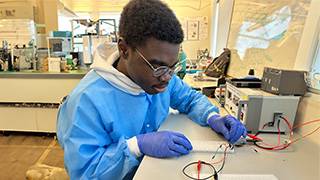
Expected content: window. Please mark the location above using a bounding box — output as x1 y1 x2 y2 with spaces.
309 32 320 93
58 15 72 31
308 18 320 93
99 12 120 31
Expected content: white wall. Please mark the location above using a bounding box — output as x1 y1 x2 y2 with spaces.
0 0 35 19
170 1 213 59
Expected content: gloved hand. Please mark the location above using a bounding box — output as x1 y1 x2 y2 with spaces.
208 115 247 144
137 131 193 158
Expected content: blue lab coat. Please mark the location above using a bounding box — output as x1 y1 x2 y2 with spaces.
57 70 219 180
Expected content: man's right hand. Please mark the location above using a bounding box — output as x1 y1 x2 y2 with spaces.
208 114 247 144
136 131 193 158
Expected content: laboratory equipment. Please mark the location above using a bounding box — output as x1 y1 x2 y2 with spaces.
225 82 300 133
36 48 49 71
261 67 307 95
191 140 234 153
196 48 212 70
214 84 226 106
71 19 117 53
0 41 13 71
47 37 72 58
226 78 261 88
82 35 113 65
12 44 36 71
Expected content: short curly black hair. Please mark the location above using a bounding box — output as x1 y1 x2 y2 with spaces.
119 0 184 48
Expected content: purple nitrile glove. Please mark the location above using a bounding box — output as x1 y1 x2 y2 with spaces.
208 114 247 144
136 131 193 158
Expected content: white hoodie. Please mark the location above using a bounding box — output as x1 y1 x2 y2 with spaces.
90 43 145 95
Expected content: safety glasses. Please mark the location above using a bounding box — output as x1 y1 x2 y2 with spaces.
135 49 182 78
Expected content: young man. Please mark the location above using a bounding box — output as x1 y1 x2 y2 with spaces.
57 0 247 179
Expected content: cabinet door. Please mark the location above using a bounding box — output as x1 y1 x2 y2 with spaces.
36 108 59 133
0 78 80 103
0 107 37 131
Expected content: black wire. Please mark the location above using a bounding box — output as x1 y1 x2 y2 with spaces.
253 118 287 150
254 130 261 137
182 144 232 180
211 144 223 159
216 155 226 173
182 161 218 180
215 145 229 173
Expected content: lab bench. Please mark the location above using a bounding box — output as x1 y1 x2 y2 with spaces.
0 71 86 132
183 73 218 90
183 73 218 97
133 100 319 180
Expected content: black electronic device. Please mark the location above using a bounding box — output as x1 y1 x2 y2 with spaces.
261 67 307 96
226 78 261 88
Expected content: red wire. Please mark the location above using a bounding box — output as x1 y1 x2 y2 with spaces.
254 117 302 150
277 120 281 146
247 134 262 141
211 145 228 165
293 119 320 129
197 160 201 180
259 119 288 148
254 117 320 151
260 116 293 150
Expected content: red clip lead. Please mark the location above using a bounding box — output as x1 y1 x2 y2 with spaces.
197 160 201 180
247 134 262 141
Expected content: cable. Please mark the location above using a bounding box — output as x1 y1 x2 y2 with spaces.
182 161 217 180
214 145 229 173
253 117 290 150
293 119 320 129
254 116 293 150
211 144 223 160
253 121 284 147
290 125 320 144
197 160 201 180
254 117 320 151
182 144 232 180
290 118 320 144
277 119 281 146
247 134 262 141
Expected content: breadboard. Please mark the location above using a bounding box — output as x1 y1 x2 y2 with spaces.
191 140 234 153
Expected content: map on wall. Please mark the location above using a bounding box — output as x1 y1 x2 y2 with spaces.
227 0 311 78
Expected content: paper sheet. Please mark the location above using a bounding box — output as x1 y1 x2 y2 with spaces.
219 174 279 180
191 173 278 180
